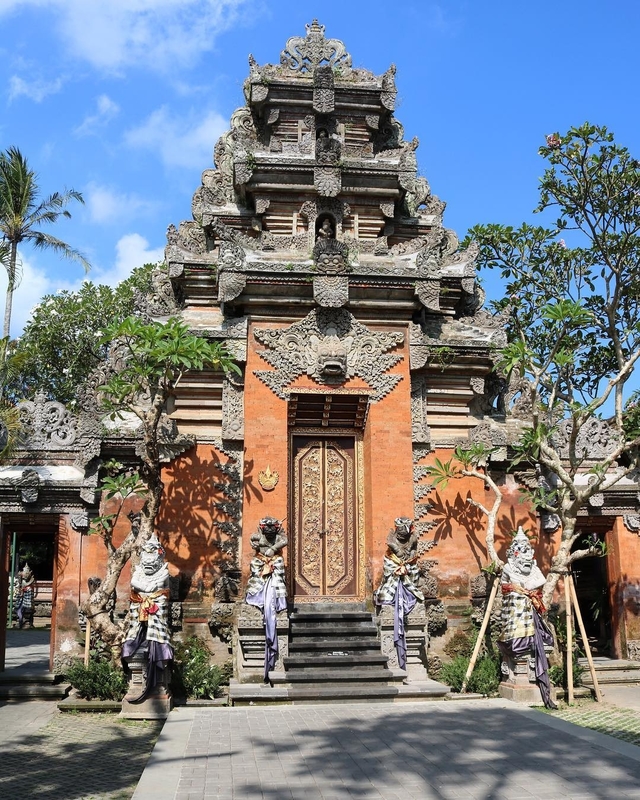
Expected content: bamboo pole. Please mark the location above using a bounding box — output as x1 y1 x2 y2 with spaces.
569 575 602 702
565 574 574 704
84 619 91 667
461 576 500 693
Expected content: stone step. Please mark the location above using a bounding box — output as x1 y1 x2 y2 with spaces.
578 659 640 685
0 671 60 685
288 639 382 653
271 668 402 684
290 612 374 623
0 682 70 700
283 654 389 669
292 603 367 614
229 679 450 706
290 624 378 637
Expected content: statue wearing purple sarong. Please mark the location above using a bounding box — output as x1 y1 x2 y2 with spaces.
245 517 288 682
498 528 557 709
374 518 424 671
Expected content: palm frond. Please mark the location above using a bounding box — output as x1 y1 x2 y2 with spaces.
27 231 90 271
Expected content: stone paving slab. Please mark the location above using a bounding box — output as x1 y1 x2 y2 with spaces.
0 709 162 800
134 699 640 800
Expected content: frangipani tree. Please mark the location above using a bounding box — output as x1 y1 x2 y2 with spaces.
466 123 640 607
81 316 239 650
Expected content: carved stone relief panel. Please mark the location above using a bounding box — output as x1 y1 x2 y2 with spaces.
254 308 404 401
222 374 245 441
313 64 335 113
18 392 78 449
313 276 349 307
411 375 430 445
314 167 341 197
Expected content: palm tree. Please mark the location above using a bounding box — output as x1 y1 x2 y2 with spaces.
0 147 89 338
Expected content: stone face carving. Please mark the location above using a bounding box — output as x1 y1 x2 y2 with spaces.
280 19 352 74
222 373 245 441
315 132 341 165
312 237 350 273
313 275 349 307
254 309 404 401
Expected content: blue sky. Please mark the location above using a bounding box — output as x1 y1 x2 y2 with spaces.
1 0 639 336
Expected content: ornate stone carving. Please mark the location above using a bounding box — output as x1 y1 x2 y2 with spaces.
411 375 430 444
138 416 195 464
314 166 341 197
380 200 395 219
218 272 247 303
627 640 640 660
18 392 78 449
415 280 440 312
258 465 279 491
469 421 507 462
135 265 180 320
312 237 350 273
280 20 352 74
313 64 334 113
166 221 207 255
70 511 90 532
551 417 623 461
315 132 341 165
16 469 40 504
222 373 245 441
313 275 349 307
254 309 404 401
380 64 397 111
623 513 640 533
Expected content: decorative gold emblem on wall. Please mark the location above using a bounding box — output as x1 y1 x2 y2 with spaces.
258 465 279 491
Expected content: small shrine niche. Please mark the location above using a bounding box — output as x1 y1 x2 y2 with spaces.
315 213 336 241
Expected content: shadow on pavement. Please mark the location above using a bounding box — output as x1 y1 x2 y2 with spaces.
196 704 640 799
0 712 162 800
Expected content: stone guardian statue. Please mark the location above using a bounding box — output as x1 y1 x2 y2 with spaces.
122 534 173 709
374 517 424 670
245 517 288 682
497 527 557 709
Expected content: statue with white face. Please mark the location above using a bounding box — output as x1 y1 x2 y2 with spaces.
503 529 545 590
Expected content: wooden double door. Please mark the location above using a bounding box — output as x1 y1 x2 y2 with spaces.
290 435 361 599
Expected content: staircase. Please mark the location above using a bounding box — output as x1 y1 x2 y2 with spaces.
579 657 640 686
0 670 70 701
229 603 449 705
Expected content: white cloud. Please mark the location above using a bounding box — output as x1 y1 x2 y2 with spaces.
8 74 64 102
85 182 158 224
0 1 253 73
5 234 163 335
2 257 53 338
91 234 164 287
125 106 227 169
75 94 120 136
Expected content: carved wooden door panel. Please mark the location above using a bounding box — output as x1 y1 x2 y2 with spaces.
291 436 358 598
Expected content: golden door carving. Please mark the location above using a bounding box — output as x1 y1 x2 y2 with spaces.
291 436 358 598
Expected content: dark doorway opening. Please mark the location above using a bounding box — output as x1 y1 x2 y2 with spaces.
571 531 611 656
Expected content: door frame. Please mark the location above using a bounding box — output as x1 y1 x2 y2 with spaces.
288 427 365 602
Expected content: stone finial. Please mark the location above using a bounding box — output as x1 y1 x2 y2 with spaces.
280 20 352 74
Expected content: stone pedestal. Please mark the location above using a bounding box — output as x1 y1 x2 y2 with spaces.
234 603 289 682
120 648 173 720
377 603 428 681
498 653 556 706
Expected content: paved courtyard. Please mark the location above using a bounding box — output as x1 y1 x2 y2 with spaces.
135 699 640 800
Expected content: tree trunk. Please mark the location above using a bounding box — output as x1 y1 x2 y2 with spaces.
3 242 17 339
